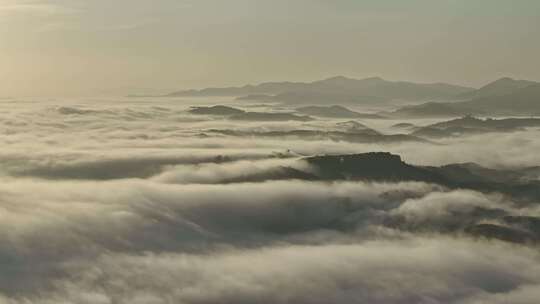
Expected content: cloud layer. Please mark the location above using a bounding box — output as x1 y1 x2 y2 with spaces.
0 98 539 303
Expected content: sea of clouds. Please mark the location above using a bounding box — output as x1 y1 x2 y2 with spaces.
0 97 539 303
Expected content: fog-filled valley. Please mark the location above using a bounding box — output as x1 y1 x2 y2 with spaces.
0 87 539 303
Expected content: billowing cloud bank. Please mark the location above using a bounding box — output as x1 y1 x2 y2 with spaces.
0 98 539 303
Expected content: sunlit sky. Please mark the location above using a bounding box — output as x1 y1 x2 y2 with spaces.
1 0 539 97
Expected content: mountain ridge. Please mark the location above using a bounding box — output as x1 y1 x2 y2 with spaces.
155 76 474 104
391 79 540 117
456 77 539 100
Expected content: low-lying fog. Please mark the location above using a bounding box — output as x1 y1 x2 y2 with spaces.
1 97 539 303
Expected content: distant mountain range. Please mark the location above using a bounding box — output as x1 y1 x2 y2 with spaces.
295 105 384 119
188 105 313 121
410 116 540 138
206 123 429 144
133 76 540 117
151 76 474 104
392 78 540 117
456 77 538 100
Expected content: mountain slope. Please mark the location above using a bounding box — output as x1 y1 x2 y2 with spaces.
456 77 539 100
162 76 474 104
228 152 540 204
295 105 384 119
189 105 245 116
392 82 540 117
390 102 472 118
458 83 540 115
411 116 540 138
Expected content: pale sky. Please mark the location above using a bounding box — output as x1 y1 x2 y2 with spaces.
1 0 539 97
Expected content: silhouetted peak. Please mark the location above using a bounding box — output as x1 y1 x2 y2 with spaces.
323 76 353 82
189 105 245 116
306 152 404 171
493 77 516 83
317 76 358 85
303 152 450 183
361 76 385 82
480 77 535 90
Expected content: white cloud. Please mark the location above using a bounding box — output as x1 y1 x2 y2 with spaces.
4 238 540 303
0 99 538 302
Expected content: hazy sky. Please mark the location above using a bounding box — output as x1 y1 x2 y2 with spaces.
1 0 539 96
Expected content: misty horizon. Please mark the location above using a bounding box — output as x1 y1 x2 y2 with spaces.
3 75 540 99
150 74 538 94
2 0 540 97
